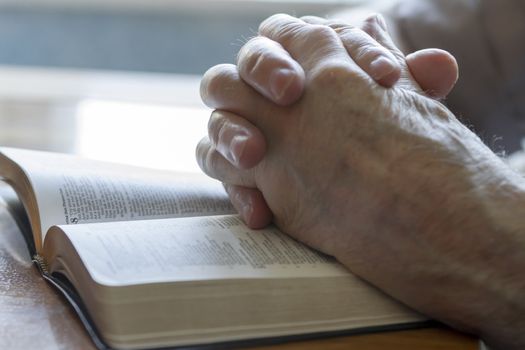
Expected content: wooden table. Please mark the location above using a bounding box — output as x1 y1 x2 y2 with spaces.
0 186 478 350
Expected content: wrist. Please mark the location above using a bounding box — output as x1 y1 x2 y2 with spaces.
332 134 525 349
410 154 525 349
467 162 525 349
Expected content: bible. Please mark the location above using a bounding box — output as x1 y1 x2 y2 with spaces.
0 147 426 349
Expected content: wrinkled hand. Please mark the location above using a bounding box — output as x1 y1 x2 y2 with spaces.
199 14 458 228
197 12 473 256
197 14 525 347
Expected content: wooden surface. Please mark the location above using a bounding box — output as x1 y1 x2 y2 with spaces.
0 187 478 350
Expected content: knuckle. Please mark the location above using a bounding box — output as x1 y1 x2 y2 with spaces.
363 13 383 28
330 23 358 36
238 39 267 77
237 37 259 62
274 23 304 44
207 112 228 146
261 20 340 52
205 149 223 179
200 143 258 188
238 38 297 89
355 45 385 63
200 64 237 107
306 24 337 42
258 13 290 34
195 138 211 173
336 27 372 52
260 17 305 43
204 148 256 187
310 61 364 87
309 62 380 110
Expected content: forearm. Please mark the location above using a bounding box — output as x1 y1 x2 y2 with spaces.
469 165 525 349
335 140 525 350
200 10 525 348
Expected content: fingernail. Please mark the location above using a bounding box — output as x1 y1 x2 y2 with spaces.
228 134 248 166
370 56 397 81
269 68 296 102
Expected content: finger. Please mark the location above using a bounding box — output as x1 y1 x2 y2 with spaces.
354 14 457 98
359 14 457 98
258 14 355 73
360 14 404 60
200 63 275 127
326 24 401 87
359 13 424 93
237 36 305 106
208 110 266 169
406 49 459 99
196 136 257 188
224 184 273 229
300 15 400 87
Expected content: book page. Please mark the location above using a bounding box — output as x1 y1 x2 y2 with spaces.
54 215 350 286
1 148 233 240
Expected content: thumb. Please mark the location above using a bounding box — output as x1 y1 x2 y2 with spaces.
406 48 459 99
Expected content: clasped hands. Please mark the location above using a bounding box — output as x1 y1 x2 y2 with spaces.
197 12 461 242
196 13 525 349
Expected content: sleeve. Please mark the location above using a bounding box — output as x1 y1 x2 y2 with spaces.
337 0 525 152
387 0 525 152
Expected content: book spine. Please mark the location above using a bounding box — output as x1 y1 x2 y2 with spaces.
32 254 50 275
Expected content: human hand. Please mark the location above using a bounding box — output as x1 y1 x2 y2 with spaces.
198 12 475 255
198 14 525 349
200 14 459 228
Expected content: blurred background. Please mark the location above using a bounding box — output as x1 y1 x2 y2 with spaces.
0 0 362 172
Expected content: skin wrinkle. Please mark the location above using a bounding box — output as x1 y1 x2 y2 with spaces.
208 112 227 146
261 64 374 252
199 13 525 349
312 64 525 341
242 44 265 81
300 74 432 260
236 37 261 67
358 157 502 336
239 39 289 94
261 22 349 72
286 54 520 348
259 16 304 45
205 65 239 107
337 26 387 63
217 120 237 163
389 141 525 342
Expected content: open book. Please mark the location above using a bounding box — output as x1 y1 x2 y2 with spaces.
0 147 426 349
